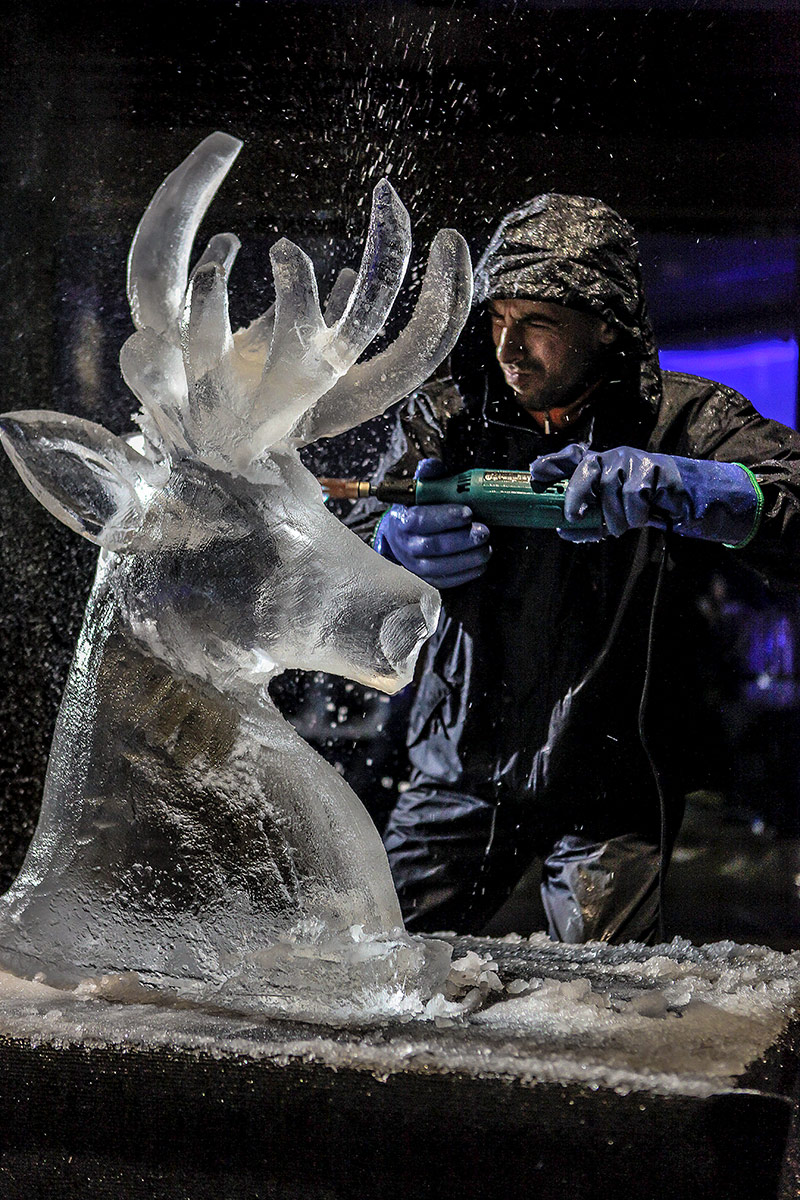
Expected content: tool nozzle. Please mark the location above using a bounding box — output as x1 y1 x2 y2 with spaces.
317 477 373 501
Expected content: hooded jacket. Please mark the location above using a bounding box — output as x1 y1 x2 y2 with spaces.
368 196 800 933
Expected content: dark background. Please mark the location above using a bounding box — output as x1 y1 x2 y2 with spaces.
1 0 800 936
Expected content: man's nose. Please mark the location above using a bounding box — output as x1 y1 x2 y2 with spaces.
496 324 524 362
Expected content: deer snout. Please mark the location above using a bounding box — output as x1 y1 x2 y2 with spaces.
378 585 440 691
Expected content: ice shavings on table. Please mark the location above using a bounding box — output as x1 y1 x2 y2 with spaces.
0 935 795 1099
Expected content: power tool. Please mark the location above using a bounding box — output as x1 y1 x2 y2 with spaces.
318 468 602 531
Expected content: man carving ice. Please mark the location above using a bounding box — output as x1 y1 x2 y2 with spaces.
366 193 800 943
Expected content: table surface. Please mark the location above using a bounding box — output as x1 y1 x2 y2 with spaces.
0 931 795 1099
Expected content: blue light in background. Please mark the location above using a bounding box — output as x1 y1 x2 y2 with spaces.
660 339 798 429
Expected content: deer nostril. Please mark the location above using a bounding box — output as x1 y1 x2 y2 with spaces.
419 586 441 637
379 602 431 674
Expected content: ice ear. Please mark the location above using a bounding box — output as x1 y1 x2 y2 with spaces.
127 131 242 337
292 230 473 445
0 411 162 550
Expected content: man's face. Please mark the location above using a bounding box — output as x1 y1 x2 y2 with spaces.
487 298 616 414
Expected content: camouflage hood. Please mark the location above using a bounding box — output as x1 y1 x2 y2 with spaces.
469 193 661 412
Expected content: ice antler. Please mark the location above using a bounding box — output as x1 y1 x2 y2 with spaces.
290 229 473 446
127 132 243 337
121 134 472 473
121 133 243 460
180 178 413 464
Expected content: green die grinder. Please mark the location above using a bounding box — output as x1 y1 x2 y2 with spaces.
319 468 603 532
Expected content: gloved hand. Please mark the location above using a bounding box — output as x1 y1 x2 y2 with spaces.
530 442 762 546
372 458 491 588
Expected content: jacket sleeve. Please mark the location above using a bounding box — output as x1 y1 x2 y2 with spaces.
664 376 800 586
344 383 453 542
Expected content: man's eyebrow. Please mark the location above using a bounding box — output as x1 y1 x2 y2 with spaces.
485 303 561 325
522 311 562 326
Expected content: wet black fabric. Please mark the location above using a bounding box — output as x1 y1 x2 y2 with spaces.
367 195 800 938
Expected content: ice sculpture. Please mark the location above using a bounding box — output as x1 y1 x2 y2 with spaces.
0 133 472 1017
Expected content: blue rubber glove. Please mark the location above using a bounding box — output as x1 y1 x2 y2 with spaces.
372 458 491 588
530 443 763 546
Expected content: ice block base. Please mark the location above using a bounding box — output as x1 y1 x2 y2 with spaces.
0 933 796 1199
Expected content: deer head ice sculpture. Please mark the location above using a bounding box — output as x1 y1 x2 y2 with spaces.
0 133 472 1016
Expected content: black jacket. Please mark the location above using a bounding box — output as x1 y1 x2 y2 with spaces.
363 194 800 864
